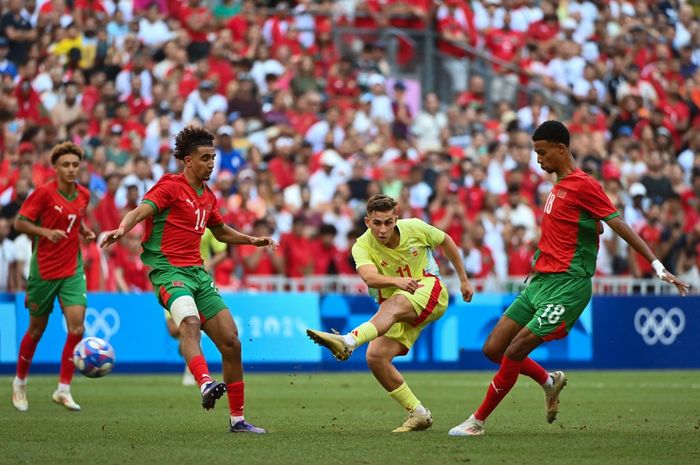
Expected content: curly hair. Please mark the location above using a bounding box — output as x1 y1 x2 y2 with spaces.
50 141 83 164
173 126 214 160
366 194 398 215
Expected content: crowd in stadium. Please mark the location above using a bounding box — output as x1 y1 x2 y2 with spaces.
0 0 698 292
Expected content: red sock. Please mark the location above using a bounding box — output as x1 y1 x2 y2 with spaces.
16 332 40 380
187 355 212 387
520 357 549 385
474 355 522 422
227 381 244 417
59 333 83 384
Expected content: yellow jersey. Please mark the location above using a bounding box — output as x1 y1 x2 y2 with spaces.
352 218 445 303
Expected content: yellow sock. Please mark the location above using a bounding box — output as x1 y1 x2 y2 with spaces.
349 322 378 347
389 382 421 411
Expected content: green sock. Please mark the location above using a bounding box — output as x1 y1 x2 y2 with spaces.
389 382 421 411
349 322 378 347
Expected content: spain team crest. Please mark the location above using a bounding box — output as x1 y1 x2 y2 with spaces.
410 246 418 257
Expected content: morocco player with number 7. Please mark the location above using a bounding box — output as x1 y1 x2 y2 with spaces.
12 142 96 412
448 121 690 437
101 127 277 433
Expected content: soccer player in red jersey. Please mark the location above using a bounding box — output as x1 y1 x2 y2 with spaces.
101 127 277 433
12 142 96 412
449 121 690 436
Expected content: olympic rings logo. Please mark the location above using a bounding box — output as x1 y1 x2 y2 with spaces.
63 307 121 341
633 307 685 346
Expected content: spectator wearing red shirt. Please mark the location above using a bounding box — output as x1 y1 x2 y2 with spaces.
310 224 347 275
280 215 314 278
484 11 524 103
112 229 151 292
179 0 214 61
630 205 663 278
325 56 360 111
91 173 121 233
437 0 478 93
240 219 284 279
460 224 495 280
507 225 535 276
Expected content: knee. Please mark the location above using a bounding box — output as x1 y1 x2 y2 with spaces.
482 342 502 364
365 349 387 369
220 334 242 356
67 325 84 336
179 317 201 338
27 327 46 340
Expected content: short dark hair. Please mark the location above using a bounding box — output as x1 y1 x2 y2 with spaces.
174 126 214 160
532 120 570 147
50 141 83 164
366 194 397 215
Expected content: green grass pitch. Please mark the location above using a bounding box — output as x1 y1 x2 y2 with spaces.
2 371 699 465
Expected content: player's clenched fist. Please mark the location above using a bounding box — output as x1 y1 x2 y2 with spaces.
395 277 422 294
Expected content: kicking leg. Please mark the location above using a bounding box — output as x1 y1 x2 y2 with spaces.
307 294 417 360
366 336 432 432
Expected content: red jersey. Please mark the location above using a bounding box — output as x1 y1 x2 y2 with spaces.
18 180 90 280
141 174 223 269
534 170 618 277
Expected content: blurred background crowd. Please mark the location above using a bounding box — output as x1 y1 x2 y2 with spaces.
0 0 698 293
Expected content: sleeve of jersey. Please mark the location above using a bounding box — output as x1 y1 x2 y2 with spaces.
206 204 224 228
579 178 619 221
17 188 43 223
352 242 375 269
142 178 175 213
415 219 446 247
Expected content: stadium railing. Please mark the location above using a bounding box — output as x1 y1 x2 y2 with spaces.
245 275 698 295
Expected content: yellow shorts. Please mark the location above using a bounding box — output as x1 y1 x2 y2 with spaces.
384 275 449 353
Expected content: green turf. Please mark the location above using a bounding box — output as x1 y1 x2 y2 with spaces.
1 371 699 465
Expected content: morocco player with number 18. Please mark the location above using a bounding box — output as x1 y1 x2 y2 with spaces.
101 126 277 433
12 142 96 413
449 121 689 437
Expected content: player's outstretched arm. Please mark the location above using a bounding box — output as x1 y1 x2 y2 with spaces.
439 234 474 302
606 216 690 295
209 223 279 251
100 203 155 248
15 217 67 243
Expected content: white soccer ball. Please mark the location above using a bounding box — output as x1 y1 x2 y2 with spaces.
73 337 116 378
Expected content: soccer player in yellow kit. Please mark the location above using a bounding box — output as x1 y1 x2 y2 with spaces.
307 194 474 432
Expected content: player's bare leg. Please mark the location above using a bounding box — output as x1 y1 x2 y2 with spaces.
204 310 266 434
13 314 49 412
178 314 227 410
307 294 417 361
366 337 432 432
51 305 85 412
482 316 563 422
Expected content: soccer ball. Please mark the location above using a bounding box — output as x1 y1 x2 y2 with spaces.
73 337 115 378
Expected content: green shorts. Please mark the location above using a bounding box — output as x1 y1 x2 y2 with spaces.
25 267 87 317
504 273 592 340
385 275 449 352
150 266 227 323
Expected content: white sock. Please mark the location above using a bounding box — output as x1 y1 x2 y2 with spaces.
469 414 484 425
57 382 71 392
13 376 26 386
542 374 554 389
230 415 244 424
342 334 357 349
412 403 429 415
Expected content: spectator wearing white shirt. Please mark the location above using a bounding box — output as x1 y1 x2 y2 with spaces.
308 150 344 209
0 218 15 291
138 4 174 48
114 156 156 208
412 92 448 153
495 185 537 242
305 106 345 153
367 74 394 124
182 80 228 124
